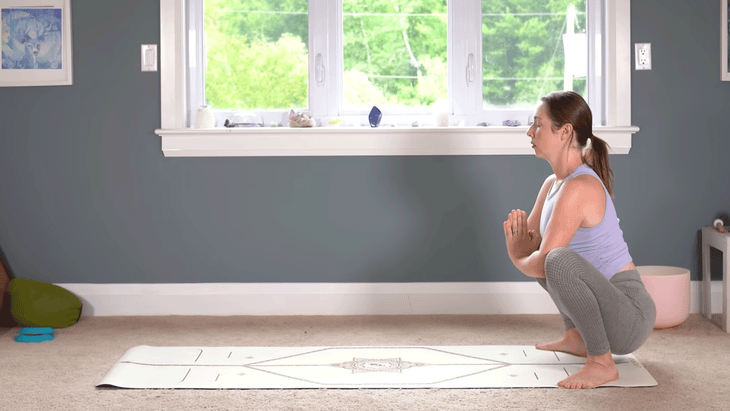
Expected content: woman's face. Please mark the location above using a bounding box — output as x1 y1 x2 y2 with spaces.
526 103 558 159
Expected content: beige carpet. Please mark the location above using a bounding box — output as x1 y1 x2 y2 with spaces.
1 314 729 410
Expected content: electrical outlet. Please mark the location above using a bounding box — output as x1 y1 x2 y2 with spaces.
635 43 651 70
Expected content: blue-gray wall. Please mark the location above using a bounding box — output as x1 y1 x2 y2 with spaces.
1 0 728 283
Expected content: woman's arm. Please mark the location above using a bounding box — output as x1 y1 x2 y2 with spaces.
502 174 551 278
526 174 556 235
506 178 587 278
505 210 547 278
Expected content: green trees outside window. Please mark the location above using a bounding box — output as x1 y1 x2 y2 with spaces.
203 0 586 112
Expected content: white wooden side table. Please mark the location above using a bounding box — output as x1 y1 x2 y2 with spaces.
702 226 730 332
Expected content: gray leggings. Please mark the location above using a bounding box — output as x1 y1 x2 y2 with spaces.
536 247 656 356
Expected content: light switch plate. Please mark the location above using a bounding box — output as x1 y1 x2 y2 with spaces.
141 45 158 72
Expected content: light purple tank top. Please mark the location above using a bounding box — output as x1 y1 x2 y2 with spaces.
539 164 633 280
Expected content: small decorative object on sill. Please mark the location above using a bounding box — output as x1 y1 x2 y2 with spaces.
412 121 419 127
326 118 343 127
368 106 382 128
288 109 316 127
193 105 215 128
432 100 449 127
503 120 521 126
477 122 490 127
224 113 264 128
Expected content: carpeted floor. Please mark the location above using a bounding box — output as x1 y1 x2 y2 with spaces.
1 314 729 410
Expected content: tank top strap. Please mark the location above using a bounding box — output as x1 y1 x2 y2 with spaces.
570 163 607 193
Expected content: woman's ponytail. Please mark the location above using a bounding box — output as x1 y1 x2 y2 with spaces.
585 135 614 199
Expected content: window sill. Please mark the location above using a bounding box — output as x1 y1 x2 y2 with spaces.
154 126 639 157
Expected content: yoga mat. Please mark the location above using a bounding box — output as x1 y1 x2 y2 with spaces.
97 345 657 389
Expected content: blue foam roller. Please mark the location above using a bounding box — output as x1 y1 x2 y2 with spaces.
19 327 55 335
15 334 55 343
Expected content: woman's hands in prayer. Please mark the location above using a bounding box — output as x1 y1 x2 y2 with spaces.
503 209 542 261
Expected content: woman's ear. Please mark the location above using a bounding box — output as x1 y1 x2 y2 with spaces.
559 123 574 142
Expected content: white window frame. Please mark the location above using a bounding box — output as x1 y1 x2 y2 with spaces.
156 0 637 157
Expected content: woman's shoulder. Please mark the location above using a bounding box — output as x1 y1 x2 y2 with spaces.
541 173 558 197
544 173 557 186
563 173 605 202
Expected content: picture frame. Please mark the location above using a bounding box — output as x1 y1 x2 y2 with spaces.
723 0 730 81
0 0 72 87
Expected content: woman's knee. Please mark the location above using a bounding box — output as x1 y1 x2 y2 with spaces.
544 247 578 280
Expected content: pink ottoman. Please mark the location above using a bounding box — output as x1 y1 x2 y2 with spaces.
637 266 691 329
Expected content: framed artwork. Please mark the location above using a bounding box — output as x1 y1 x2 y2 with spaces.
0 0 72 87
724 0 730 81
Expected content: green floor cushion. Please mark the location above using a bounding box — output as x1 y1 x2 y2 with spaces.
8 278 82 328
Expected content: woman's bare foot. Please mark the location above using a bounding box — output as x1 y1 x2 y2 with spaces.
558 351 619 389
536 328 588 357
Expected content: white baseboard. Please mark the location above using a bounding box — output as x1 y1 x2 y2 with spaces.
55 281 724 317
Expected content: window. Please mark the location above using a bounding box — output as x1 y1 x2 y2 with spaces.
158 0 636 157
340 2 448 111
191 0 309 118
190 0 597 126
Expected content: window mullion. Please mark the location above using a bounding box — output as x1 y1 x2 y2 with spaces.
587 0 605 125
605 0 631 126
449 0 482 122
187 0 205 128
161 0 187 129
308 0 340 118
332 0 343 118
